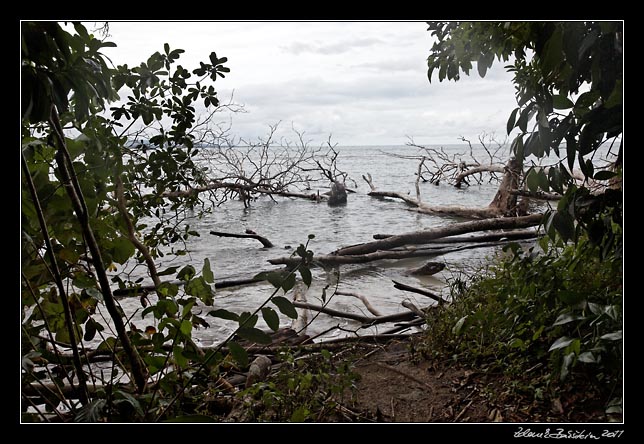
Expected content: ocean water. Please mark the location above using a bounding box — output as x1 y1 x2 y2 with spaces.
105 144 532 345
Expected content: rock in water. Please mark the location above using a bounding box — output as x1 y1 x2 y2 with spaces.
327 180 347 206
409 261 445 276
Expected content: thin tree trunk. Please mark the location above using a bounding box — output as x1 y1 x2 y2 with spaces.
48 107 148 393
21 154 89 406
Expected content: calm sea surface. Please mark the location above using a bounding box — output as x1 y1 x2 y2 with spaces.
104 143 532 345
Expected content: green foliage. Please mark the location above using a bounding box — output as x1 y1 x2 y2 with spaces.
426 21 622 249
236 349 359 422
420 228 622 405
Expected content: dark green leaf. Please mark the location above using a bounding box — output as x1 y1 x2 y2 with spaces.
227 341 248 367
593 170 617 181
173 345 188 367
552 211 575 242
177 265 196 281
237 327 272 345
157 282 179 298
526 170 539 193
261 307 280 332
207 309 239 321
552 95 574 110
83 319 97 341
157 266 179 277
238 312 258 329
299 267 312 287
281 272 296 293
272 296 298 319
111 237 135 264
185 277 214 305
507 108 519 135
180 319 192 336
114 390 144 417
556 290 585 306
202 258 214 283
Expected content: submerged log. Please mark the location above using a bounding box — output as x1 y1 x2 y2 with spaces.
291 301 417 325
408 261 445 276
333 213 543 257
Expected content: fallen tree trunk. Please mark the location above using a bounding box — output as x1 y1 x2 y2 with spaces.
210 230 274 248
268 240 519 268
363 157 525 219
291 301 417 325
372 228 538 242
332 213 543 257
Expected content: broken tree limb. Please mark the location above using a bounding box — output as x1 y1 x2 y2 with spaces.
113 274 268 297
453 164 505 187
401 300 426 318
336 291 383 317
392 280 448 304
333 213 543 257
162 180 326 202
210 230 274 248
268 239 530 268
291 301 417 325
363 157 525 219
509 189 562 201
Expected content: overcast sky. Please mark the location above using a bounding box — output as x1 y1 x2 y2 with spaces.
97 21 519 147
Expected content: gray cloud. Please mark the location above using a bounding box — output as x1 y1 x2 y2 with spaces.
281 37 385 55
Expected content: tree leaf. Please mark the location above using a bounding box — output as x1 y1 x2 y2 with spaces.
507 107 519 135
237 327 272 345
208 309 239 321
552 94 574 110
114 390 144 417
180 319 192 336
552 211 575 242
272 296 298 319
548 336 574 352
578 352 596 363
177 265 196 281
202 258 214 283
185 276 214 305
452 316 468 335
593 170 617 181
227 341 248 367
299 267 312 287
281 272 296 293
553 312 586 326
261 307 280 332
238 312 258 329
111 237 135 264
173 345 188 367
600 330 622 341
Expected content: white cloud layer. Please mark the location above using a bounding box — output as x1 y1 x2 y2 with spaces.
98 21 519 146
